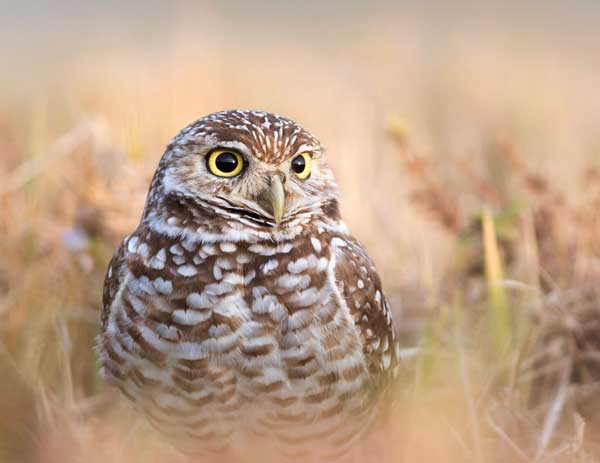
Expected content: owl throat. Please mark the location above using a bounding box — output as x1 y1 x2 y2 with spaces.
143 189 343 245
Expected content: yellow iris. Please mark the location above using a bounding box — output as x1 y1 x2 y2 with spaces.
291 152 312 180
207 150 244 177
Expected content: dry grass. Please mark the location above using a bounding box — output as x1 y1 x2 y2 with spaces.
1 5 600 462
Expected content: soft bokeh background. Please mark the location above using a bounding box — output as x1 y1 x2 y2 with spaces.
1 1 600 462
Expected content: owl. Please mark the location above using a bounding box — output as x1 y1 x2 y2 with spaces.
98 110 400 462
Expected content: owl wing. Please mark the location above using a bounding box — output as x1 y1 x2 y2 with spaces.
331 236 399 384
101 238 129 330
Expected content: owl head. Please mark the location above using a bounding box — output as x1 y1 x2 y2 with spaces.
143 110 340 236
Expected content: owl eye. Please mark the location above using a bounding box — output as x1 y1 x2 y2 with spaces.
291 152 312 180
207 150 245 177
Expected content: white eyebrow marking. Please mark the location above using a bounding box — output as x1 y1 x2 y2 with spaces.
215 140 252 157
293 144 318 157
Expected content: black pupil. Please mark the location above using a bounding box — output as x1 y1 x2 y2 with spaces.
215 152 239 173
292 155 306 173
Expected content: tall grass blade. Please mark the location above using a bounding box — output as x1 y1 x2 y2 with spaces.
482 208 511 359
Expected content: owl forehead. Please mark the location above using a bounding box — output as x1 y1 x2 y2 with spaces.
175 110 322 163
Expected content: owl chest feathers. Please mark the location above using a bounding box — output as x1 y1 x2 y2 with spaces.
101 225 372 417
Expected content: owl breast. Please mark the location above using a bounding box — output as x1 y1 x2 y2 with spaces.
99 228 376 458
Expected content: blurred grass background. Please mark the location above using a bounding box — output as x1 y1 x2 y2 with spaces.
1 1 600 461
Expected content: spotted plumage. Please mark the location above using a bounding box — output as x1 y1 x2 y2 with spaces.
98 110 400 462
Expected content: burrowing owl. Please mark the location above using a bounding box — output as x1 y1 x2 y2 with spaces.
98 110 399 462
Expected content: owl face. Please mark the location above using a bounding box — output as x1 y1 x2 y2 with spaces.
154 110 340 230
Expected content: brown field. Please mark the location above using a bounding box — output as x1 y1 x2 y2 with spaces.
1 2 600 462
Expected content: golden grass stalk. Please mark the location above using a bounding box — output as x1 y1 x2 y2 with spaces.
482 208 511 359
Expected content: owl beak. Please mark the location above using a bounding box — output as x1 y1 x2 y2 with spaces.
258 175 285 226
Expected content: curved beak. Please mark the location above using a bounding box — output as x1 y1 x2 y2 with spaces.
257 175 285 226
